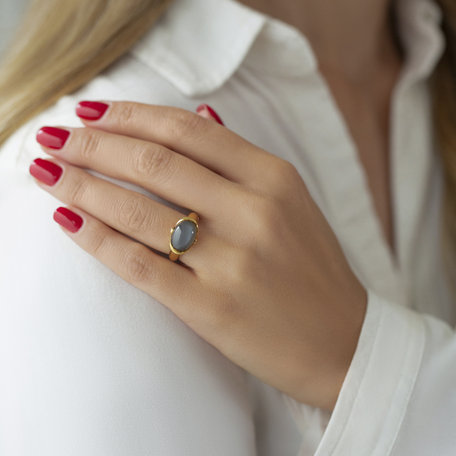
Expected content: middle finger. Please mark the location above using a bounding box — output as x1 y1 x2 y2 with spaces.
36 126 243 220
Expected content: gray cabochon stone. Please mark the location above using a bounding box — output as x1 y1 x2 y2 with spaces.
171 220 197 252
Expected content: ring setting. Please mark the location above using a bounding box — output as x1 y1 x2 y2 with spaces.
169 212 199 261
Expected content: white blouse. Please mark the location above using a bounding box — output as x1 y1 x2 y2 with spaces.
1 0 455 454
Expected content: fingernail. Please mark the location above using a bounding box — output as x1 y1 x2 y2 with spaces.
76 101 109 120
196 104 224 125
36 126 70 149
29 158 63 186
53 207 83 233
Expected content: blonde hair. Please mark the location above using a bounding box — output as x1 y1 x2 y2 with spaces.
432 0 456 287
0 0 173 144
0 0 455 283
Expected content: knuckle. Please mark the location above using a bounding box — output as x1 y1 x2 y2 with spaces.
116 196 154 234
267 158 301 195
219 244 255 287
132 143 174 184
167 109 209 141
69 175 90 204
256 194 281 225
114 102 137 127
88 228 111 258
231 248 256 282
250 195 284 244
78 129 102 161
123 247 155 284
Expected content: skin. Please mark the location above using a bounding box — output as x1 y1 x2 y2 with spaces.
240 0 404 257
31 102 366 412
28 0 403 410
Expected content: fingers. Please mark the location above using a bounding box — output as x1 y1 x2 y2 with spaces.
75 100 277 185
51 204 200 324
36 126 240 220
28 157 213 269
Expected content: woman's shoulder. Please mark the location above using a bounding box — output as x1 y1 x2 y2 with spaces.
0 55 189 176
0 0 313 176
0 0 263 174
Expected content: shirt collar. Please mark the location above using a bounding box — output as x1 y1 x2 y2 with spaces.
130 0 445 97
130 0 267 97
395 0 445 82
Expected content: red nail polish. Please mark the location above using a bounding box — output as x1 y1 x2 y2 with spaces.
196 104 224 126
76 101 109 120
36 126 70 149
29 158 63 186
53 207 83 233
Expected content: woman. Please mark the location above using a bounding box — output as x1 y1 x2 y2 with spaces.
0 0 455 454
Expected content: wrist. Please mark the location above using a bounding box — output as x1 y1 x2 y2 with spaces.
291 287 368 411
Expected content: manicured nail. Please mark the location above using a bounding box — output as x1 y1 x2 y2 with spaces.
29 158 63 186
36 126 70 149
196 104 224 125
53 207 83 233
76 101 109 120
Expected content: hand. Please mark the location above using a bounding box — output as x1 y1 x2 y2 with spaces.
30 100 367 411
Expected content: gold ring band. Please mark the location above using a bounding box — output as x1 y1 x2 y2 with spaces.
169 211 200 261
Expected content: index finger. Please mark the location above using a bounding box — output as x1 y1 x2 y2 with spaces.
75 100 277 184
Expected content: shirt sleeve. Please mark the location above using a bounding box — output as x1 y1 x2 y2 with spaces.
0 88 258 456
285 289 456 456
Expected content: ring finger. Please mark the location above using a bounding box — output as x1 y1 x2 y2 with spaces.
28 157 218 269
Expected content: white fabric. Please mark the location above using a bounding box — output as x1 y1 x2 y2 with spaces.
0 0 454 454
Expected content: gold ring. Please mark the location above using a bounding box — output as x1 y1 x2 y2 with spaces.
169 211 200 261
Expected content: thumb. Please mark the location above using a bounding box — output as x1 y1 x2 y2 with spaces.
196 104 225 126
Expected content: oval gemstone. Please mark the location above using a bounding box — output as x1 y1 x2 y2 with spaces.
171 220 197 252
